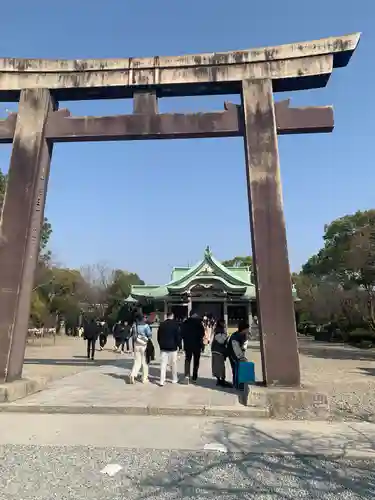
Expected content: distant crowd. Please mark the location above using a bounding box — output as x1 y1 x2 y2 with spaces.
81 311 250 389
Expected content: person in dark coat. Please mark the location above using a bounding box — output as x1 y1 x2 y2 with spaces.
122 321 132 353
211 319 231 387
180 312 205 383
98 321 109 351
227 320 249 389
84 318 99 360
113 321 125 353
157 312 181 386
145 338 155 365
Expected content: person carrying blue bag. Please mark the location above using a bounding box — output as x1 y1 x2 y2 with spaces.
226 320 249 389
211 319 232 388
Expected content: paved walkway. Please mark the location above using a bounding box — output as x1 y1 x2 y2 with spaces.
12 337 258 415
16 336 375 421
1 413 375 458
23 336 122 381
2 414 374 499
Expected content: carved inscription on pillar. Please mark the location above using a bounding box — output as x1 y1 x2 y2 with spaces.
0 88 54 382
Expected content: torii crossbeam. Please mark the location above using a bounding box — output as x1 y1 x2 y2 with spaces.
0 33 360 386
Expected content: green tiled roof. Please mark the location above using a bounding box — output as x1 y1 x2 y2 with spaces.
170 267 191 281
130 246 299 302
131 246 256 300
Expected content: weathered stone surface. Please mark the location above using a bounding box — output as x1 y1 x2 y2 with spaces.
0 100 334 143
0 33 359 71
0 88 54 383
0 54 335 97
0 33 360 100
0 377 48 403
242 79 300 387
0 404 269 418
244 384 330 419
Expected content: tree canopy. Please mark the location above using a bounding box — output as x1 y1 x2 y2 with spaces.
296 210 375 332
222 255 252 268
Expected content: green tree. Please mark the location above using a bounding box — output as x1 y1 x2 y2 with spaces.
104 269 144 323
35 267 87 327
302 210 375 329
30 289 51 327
222 255 252 268
0 169 7 208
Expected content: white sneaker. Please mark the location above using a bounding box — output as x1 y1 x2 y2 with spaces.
142 378 149 384
159 382 165 387
171 380 178 384
127 375 135 384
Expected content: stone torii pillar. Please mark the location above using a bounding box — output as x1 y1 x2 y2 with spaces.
242 79 299 386
0 89 56 383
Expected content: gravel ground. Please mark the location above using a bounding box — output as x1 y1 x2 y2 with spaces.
0 444 374 499
299 341 375 422
247 340 375 422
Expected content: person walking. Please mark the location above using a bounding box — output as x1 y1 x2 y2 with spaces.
202 315 213 356
84 318 99 361
122 320 132 353
98 321 109 351
113 320 125 352
128 314 153 384
157 311 181 386
211 319 231 387
227 320 249 389
180 312 205 384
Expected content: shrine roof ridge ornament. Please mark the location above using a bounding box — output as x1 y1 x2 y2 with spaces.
0 33 360 101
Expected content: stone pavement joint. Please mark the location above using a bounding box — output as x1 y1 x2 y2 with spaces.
0 403 269 418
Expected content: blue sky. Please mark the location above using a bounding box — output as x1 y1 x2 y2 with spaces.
0 0 372 284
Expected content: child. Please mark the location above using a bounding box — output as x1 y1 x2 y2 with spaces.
211 319 231 387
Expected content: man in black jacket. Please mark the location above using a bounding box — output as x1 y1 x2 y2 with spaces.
98 320 109 351
157 311 181 386
181 312 205 383
84 318 99 360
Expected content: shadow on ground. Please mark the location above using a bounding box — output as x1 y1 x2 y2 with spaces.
358 367 375 377
136 421 375 499
104 366 241 401
297 339 375 361
23 354 131 368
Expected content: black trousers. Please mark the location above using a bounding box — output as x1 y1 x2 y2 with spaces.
229 357 238 389
115 338 130 351
99 334 107 348
184 347 201 380
86 338 96 359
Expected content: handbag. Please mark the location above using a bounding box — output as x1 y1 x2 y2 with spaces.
134 324 147 346
237 361 255 384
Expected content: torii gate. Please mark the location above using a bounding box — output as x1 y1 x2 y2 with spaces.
0 33 360 386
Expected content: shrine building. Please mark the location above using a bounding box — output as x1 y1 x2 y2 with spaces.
127 247 298 326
